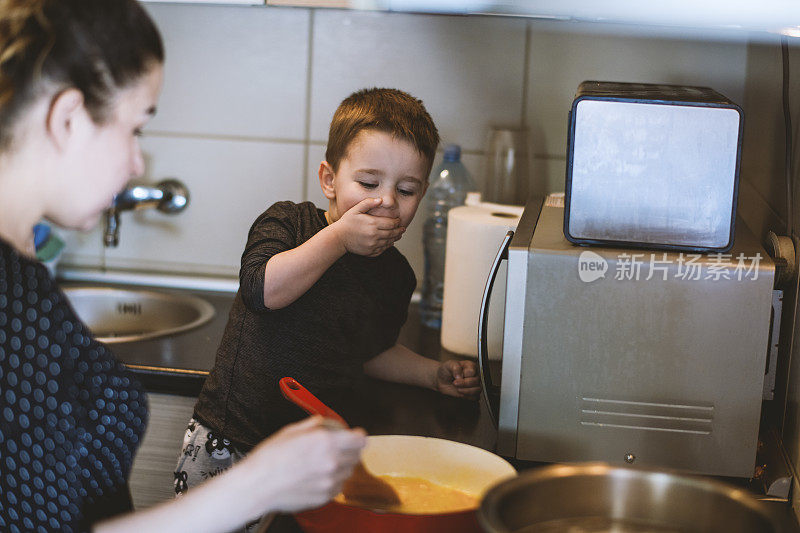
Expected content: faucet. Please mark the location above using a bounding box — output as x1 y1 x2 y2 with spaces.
103 178 190 247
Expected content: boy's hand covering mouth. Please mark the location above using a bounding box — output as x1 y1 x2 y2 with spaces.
330 198 405 257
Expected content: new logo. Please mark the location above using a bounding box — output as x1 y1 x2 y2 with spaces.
578 250 608 283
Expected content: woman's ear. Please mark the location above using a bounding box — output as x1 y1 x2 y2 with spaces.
46 88 86 151
319 161 336 200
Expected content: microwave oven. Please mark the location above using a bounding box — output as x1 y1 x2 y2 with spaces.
479 196 775 477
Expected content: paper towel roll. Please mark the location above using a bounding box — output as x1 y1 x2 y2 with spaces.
441 202 523 359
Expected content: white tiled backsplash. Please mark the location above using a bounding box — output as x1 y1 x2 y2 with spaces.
59 3 747 283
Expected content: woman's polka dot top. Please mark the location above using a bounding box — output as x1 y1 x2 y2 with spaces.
0 238 148 532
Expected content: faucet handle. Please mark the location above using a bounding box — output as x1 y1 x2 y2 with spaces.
155 178 190 214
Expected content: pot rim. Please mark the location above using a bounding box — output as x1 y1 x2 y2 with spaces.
478 462 785 533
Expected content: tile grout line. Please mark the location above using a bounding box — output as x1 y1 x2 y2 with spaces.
521 21 531 128
144 131 307 144
301 8 316 202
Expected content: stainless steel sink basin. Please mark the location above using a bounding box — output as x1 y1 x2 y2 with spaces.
62 287 215 344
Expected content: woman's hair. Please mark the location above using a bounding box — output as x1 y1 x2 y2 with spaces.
326 88 440 178
0 0 164 149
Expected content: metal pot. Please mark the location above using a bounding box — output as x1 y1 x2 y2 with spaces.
296 435 516 533
478 463 789 533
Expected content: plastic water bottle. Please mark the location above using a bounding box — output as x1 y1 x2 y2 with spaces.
420 144 475 329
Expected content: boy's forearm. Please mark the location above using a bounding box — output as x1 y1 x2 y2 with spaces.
263 225 345 309
363 343 438 390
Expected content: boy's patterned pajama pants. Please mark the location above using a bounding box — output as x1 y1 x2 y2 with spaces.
173 418 260 531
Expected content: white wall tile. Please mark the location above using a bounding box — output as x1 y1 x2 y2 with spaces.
304 144 328 210
530 156 567 196
526 21 748 158
309 10 527 152
143 4 310 139
104 136 305 275
58 226 104 270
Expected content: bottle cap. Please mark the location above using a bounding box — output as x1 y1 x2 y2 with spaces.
443 144 461 162
465 192 482 206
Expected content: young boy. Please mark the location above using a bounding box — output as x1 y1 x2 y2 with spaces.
174 88 480 495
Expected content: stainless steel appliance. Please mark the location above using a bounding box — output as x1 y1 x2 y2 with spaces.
478 463 791 533
479 196 775 478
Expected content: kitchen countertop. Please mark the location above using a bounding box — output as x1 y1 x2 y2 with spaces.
61 280 800 532
60 281 498 446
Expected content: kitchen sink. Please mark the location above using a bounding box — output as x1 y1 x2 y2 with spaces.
62 286 215 344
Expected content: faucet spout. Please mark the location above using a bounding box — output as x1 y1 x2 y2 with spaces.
103 208 121 247
102 178 189 248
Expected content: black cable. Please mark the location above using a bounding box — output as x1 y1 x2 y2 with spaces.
782 36 793 236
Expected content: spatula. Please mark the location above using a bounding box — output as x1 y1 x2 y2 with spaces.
279 377 401 507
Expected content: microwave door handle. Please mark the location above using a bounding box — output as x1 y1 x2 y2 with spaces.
478 230 513 427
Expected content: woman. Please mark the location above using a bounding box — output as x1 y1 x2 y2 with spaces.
0 1 366 532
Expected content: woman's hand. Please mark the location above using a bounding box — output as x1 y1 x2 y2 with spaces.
94 416 366 533
435 359 482 399
242 416 367 514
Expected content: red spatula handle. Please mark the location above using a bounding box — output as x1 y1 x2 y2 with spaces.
279 377 348 427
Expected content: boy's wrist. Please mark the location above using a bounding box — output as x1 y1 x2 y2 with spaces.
321 223 347 257
430 362 442 392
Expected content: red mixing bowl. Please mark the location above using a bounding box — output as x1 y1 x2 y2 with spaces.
294 434 517 533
